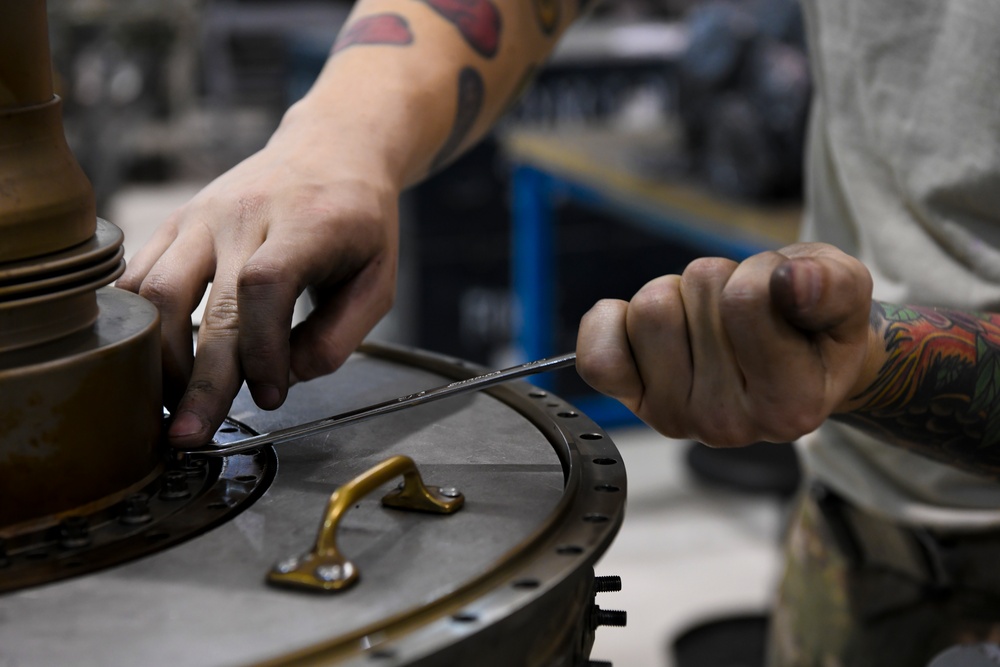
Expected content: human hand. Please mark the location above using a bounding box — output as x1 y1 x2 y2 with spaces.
576 243 877 446
117 109 400 448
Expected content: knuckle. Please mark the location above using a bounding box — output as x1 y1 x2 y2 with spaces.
188 379 219 394
116 271 140 292
201 295 240 331
683 257 737 284
630 279 680 321
185 378 221 399
236 193 268 220
719 279 768 317
139 274 181 306
238 261 288 291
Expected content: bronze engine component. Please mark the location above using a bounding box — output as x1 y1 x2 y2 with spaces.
0 0 162 532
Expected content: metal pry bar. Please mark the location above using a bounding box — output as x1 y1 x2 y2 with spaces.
178 352 577 457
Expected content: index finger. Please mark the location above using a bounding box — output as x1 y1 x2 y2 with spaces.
167 266 245 447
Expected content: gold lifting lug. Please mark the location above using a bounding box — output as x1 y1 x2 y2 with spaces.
267 455 464 593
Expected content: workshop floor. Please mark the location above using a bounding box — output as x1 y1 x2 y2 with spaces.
110 184 786 667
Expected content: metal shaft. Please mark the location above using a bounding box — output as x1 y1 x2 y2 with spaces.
180 352 577 457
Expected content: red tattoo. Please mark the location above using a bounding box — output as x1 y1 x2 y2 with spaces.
431 67 484 171
332 14 414 55
420 0 501 58
841 303 1000 475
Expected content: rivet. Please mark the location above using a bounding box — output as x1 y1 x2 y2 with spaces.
159 470 191 500
58 516 91 549
120 493 152 525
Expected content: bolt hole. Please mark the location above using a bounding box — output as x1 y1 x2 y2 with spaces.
528 391 547 398
236 475 257 482
592 457 617 466
580 433 604 440
219 427 238 433
369 649 396 660
595 485 620 493
556 545 583 555
512 579 540 590
583 513 609 523
452 612 478 623
557 411 579 419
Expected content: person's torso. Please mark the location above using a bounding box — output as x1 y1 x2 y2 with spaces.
799 0 1000 527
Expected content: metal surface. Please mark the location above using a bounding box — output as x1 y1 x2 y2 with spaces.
0 219 125 352
183 352 577 457
0 86 95 263
0 288 162 530
0 419 274 594
268 454 463 593
0 345 626 666
0 0 164 536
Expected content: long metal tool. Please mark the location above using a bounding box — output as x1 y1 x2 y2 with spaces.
180 352 577 457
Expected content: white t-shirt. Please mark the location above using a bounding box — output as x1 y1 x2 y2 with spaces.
798 0 1000 529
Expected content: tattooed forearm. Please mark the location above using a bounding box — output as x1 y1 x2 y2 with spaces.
418 0 501 58
430 67 484 171
836 301 1000 476
533 0 561 34
332 14 414 55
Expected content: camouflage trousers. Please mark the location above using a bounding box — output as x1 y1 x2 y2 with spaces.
767 484 1000 667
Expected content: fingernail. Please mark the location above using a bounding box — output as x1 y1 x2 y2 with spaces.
256 384 281 409
169 410 207 439
791 258 822 311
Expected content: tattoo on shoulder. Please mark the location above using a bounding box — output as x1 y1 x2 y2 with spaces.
418 0 501 58
431 67 484 172
837 302 1000 476
332 14 414 55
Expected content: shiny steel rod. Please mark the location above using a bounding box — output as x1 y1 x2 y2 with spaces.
180 352 577 457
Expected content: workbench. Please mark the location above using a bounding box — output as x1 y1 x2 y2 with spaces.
503 126 802 425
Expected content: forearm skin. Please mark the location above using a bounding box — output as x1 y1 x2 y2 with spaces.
836 301 1000 477
276 0 584 191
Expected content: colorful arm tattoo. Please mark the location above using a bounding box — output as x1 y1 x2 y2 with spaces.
332 14 414 55
836 301 1000 476
430 67 484 171
418 0 501 58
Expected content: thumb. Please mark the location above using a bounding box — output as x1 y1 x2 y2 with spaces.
769 252 872 335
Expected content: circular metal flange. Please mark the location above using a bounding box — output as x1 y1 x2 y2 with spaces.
0 344 626 667
0 419 276 594
0 288 162 529
0 219 125 352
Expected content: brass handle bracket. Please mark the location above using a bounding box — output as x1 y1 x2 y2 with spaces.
267 455 464 593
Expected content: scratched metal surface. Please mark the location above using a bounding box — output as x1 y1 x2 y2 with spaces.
0 351 565 667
